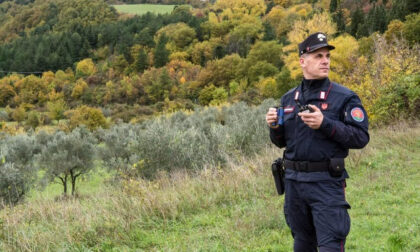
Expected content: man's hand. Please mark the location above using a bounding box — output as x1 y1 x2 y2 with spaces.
298 104 324 129
266 107 278 128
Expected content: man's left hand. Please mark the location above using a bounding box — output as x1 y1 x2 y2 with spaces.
298 104 324 129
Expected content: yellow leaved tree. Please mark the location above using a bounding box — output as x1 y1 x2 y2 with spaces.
214 0 266 20
328 34 359 84
344 34 420 123
75 58 97 78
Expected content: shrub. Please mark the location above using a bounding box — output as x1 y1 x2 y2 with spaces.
100 100 275 178
68 106 108 131
11 106 26 123
25 111 41 129
0 134 38 205
0 110 9 121
372 74 420 124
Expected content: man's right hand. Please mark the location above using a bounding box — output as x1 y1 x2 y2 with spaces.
266 107 278 128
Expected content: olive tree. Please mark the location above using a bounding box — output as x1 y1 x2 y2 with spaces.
38 127 97 196
0 134 38 205
98 123 142 178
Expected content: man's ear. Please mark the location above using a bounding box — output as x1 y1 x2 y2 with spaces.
299 57 305 67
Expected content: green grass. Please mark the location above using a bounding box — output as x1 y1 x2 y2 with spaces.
0 123 419 251
112 4 176 15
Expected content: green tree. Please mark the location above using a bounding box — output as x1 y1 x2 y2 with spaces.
138 28 155 47
156 22 196 48
262 21 276 41
403 13 420 45
38 127 97 196
248 61 279 83
198 54 245 88
54 0 118 33
136 48 149 73
349 8 364 37
247 41 284 69
333 8 346 33
329 0 337 13
145 69 173 103
154 35 170 68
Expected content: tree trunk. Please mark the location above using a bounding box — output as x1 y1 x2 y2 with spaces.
59 174 68 196
71 176 76 196
70 169 81 196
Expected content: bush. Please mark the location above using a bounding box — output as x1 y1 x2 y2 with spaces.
11 106 26 123
0 110 9 121
101 100 275 178
68 106 108 131
0 134 38 205
372 74 420 124
25 111 41 129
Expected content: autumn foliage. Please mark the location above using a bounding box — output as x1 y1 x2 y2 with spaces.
0 0 417 132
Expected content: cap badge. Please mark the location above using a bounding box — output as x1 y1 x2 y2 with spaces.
318 33 326 41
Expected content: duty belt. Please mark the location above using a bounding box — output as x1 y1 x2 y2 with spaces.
284 159 329 172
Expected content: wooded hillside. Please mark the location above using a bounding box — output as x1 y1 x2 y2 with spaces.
0 0 418 134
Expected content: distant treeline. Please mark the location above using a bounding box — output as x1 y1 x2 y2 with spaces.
107 0 212 7
0 3 203 73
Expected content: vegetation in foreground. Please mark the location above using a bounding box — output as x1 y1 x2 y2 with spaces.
0 122 418 251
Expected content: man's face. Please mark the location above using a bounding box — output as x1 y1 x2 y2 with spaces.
300 47 330 79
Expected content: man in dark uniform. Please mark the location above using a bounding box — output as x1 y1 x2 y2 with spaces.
265 32 370 252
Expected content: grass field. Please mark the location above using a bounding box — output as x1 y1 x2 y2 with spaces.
0 122 419 251
112 4 176 15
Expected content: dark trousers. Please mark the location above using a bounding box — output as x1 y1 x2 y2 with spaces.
284 179 351 252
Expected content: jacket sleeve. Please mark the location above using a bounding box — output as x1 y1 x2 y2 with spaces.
269 98 286 148
269 126 286 148
318 93 370 149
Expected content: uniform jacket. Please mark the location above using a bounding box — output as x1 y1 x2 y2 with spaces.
270 78 369 181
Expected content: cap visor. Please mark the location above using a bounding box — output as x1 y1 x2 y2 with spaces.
308 44 335 53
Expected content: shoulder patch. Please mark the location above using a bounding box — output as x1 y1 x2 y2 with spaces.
351 107 365 122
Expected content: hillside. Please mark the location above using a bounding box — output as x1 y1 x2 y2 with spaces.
0 122 419 251
0 0 418 134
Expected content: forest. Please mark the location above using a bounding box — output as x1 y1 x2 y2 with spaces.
0 0 417 135
0 0 418 250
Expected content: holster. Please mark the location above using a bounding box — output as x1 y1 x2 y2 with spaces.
271 158 285 195
328 158 345 177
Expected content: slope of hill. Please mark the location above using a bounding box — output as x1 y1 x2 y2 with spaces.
0 122 419 251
